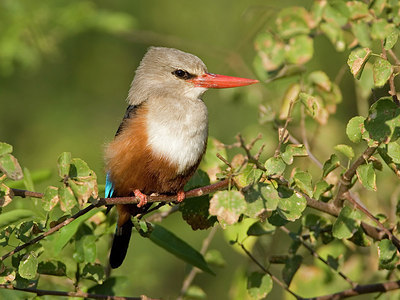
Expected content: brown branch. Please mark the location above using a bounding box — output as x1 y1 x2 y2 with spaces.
3 179 231 262
10 188 44 198
239 243 304 300
0 284 154 300
382 41 399 106
309 280 400 300
333 144 379 208
0 203 97 261
280 226 356 288
237 134 267 171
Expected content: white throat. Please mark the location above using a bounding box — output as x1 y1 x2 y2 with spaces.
146 96 208 174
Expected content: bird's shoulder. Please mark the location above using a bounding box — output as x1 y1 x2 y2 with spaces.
115 104 142 137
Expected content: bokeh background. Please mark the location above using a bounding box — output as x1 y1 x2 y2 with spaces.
1 0 376 299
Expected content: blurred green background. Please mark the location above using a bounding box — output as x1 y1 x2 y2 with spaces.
0 0 372 299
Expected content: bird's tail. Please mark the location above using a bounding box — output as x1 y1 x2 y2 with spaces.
109 219 133 269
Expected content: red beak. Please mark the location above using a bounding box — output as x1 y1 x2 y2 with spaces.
188 73 259 89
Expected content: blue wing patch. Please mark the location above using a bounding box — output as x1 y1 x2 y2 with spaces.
105 172 115 198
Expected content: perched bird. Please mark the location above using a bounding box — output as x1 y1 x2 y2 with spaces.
105 47 258 268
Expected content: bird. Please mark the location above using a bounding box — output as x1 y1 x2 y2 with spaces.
105 46 258 268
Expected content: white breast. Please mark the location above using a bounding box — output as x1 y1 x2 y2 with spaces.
146 98 208 174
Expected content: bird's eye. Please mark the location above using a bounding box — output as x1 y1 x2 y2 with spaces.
172 69 194 80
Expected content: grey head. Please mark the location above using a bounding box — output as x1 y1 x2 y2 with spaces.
127 47 209 105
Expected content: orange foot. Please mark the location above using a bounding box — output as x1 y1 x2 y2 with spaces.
177 190 185 203
134 189 148 207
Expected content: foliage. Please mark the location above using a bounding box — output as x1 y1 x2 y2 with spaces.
1 0 400 299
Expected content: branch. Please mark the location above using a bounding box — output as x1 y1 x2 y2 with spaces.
3 179 231 262
280 226 356 288
333 144 379 207
310 280 400 300
239 242 304 300
0 284 154 300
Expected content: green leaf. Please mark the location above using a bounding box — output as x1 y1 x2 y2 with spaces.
313 180 333 201
0 142 13 157
42 186 59 211
0 183 12 207
247 272 273 299
299 93 329 125
320 22 345 52
293 170 313 197
349 226 371 247
254 32 285 72
180 194 215 230
57 152 71 178
38 260 67 276
0 209 35 228
334 144 355 159
149 224 214 275
247 221 275 236
352 21 371 48
0 154 23 180
70 158 93 178
347 1 370 21
365 98 400 143
378 239 399 270
277 186 307 222
384 28 399 50
209 190 246 226
371 19 395 40
371 0 387 16
387 142 400 164
373 58 392 88
58 186 76 212
265 157 286 176
346 116 366 143
18 253 38 280
285 35 313 65
184 286 206 299
308 71 332 91
74 235 97 263
347 48 371 79
356 163 376 191
281 144 308 165
235 164 263 188
282 255 302 285
15 221 33 243
50 209 97 255
243 183 280 219
276 7 311 38
81 263 105 284
323 3 348 27
205 249 226 268
332 206 361 239
322 154 340 178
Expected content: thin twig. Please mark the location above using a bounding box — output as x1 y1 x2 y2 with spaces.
3 180 232 261
333 144 379 208
288 133 323 169
382 41 399 106
275 99 296 157
237 134 266 171
177 226 218 300
280 227 356 288
239 243 304 300
0 284 152 300
309 279 400 300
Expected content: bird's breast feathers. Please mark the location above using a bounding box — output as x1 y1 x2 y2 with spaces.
146 99 208 174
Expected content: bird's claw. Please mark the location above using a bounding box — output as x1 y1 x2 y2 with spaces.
134 189 148 207
177 190 185 203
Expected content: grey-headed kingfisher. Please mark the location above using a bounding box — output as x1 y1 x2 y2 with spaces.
105 47 258 268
